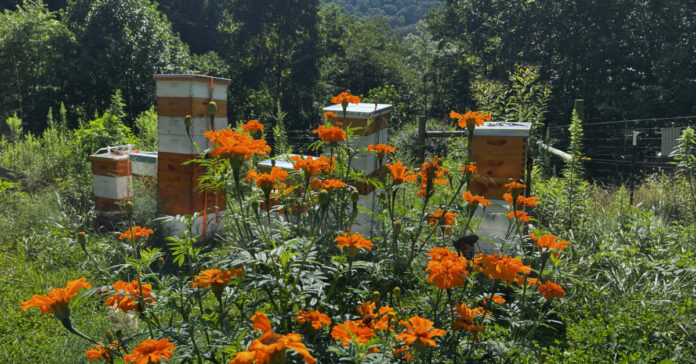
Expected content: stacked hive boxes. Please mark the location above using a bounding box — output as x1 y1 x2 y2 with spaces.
154 74 230 236
322 103 393 235
90 148 132 212
468 122 531 239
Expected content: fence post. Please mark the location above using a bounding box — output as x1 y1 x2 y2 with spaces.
574 99 585 121
630 130 639 205
417 116 425 164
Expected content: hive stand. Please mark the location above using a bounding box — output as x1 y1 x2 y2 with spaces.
468 122 532 241
322 103 393 236
154 74 230 238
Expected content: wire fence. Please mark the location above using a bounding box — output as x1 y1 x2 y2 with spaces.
547 115 695 183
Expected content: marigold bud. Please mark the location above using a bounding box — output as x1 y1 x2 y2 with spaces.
393 286 401 299
77 232 86 248
394 221 401 236
184 115 192 130
372 290 380 303
207 101 217 116
351 190 360 203
124 201 134 217
319 190 330 206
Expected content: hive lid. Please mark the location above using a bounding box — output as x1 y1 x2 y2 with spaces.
472 122 532 137
129 151 158 163
322 103 393 119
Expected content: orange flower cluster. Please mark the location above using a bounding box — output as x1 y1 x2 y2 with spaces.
504 181 526 192
241 120 264 135
357 301 395 331
428 209 458 235
452 302 485 342
474 254 532 285
231 312 315 364
507 210 531 223
335 232 373 252
20 278 90 318
85 340 118 362
106 280 156 313
393 346 414 362
331 320 375 346
462 191 492 208
119 226 153 241
246 167 288 196
204 129 271 164
396 315 446 348
460 164 478 175
191 269 242 297
290 155 334 178
310 178 346 191
313 125 346 143
487 295 506 304
367 144 396 161
123 338 175 364
425 247 469 289
323 111 337 120
537 281 566 299
450 110 491 129
296 310 331 330
529 233 569 257
386 161 417 185
418 156 449 197
503 193 539 207
331 91 361 106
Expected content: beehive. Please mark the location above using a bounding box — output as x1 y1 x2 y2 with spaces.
154 74 230 237
90 148 132 212
321 103 393 235
468 123 531 199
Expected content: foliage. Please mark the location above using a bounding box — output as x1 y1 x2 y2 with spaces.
134 107 157 151
671 127 696 222
324 0 442 36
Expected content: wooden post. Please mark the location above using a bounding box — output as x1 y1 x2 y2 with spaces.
417 116 425 164
574 99 585 121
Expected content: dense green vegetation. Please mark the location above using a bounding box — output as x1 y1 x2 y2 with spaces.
324 0 441 36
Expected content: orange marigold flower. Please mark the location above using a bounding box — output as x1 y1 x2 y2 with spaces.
105 280 156 313
418 156 449 197
296 310 331 330
357 301 395 331
119 226 153 241
191 269 242 296
331 91 361 106
367 144 396 161
123 338 175 364
323 111 338 120
491 295 506 304
386 161 417 185
503 193 538 207
462 191 492 208
86 341 118 362
428 209 458 235
290 155 334 177
334 232 373 255
321 179 346 190
460 164 478 175
246 167 288 196
242 120 264 135
474 254 532 285
532 233 569 257
204 129 271 166
425 247 469 289
331 320 375 346
313 125 346 143
450 110 491 129
393 346 414 362
504 181 526 192
507 210 531 223
453 302 485 342
537 281 566 299
396 315 446 348
20 278 90 319
231 312 316 364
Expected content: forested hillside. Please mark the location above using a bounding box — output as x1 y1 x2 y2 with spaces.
324 0 441 35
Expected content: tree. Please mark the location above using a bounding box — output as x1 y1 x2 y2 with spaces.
220 0 321 129
0 0 75 132
63 0 190 123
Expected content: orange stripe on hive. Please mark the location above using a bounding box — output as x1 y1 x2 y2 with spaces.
156 97 227 118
